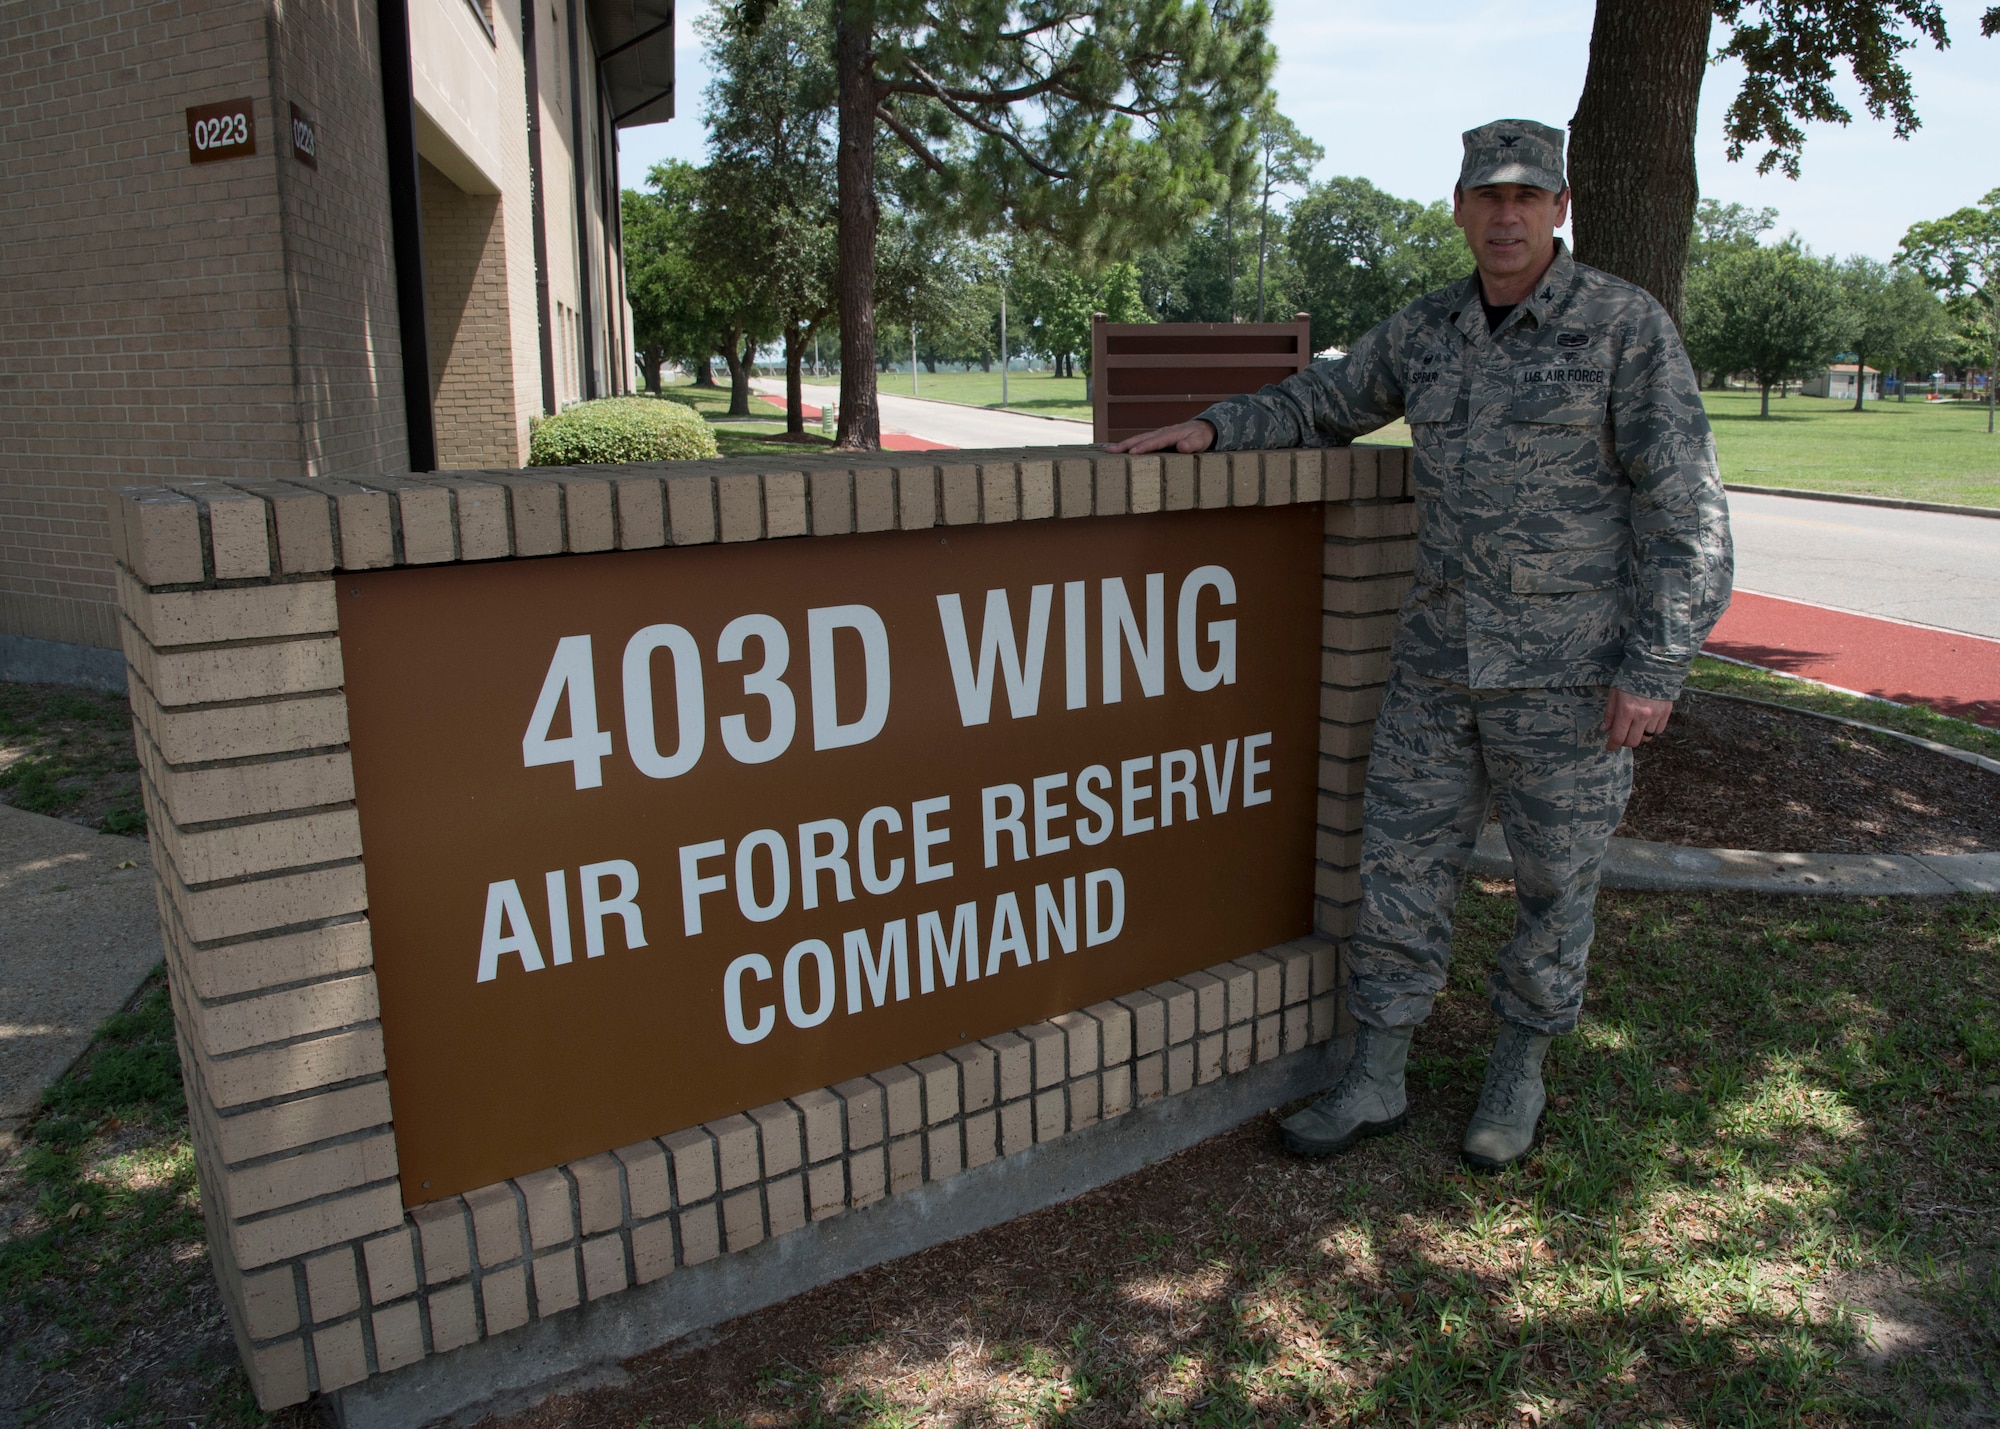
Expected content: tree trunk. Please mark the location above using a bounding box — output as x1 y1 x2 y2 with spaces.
1224 201 1236 321
833 0 881 449
785 324 806 435
723 333 753 417
1854 358 1866 412
1569 0 1710 327
639 348 663 393
1759 382 1770 418
694 356 717 388
1256 185 1270 323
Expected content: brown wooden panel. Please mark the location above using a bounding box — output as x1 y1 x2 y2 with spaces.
1101 400 1228 432
339 508 1323 1204
1106 353 1315 369
1093 315 1312 443
1106 367 1300 398
1106 334 1302 356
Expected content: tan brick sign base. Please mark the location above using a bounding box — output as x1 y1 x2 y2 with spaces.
109 445 1417 1410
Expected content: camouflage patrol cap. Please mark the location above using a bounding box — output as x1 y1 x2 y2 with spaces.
1459 119 1567 193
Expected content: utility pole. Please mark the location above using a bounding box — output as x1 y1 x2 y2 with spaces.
910 298 919 397
1000 284 1008 409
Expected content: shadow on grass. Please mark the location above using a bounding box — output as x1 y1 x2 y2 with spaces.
1708 409 1821 423
558 890 2000 1429
987 398 1092 418
0 974 303 1427
12 894 1994 1426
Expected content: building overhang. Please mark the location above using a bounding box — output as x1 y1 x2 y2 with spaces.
409 0 506 193
588 0 675 128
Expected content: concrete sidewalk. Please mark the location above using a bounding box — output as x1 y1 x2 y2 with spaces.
0 804 163 1146
751 378 1095 449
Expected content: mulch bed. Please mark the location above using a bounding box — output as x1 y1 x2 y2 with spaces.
1615 690 2000 855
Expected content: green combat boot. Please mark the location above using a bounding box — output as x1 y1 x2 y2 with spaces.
1279 1023 1414 1157
1461 1024 1553 1171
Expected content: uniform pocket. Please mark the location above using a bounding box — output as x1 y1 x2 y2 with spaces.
1405 382 1458 426
1510 544 1627 594
1412 542 1450 590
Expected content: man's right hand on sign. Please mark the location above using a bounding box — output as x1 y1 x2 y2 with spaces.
1106 419 1216 455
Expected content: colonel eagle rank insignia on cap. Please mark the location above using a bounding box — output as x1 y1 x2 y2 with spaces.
1459 119 1567 193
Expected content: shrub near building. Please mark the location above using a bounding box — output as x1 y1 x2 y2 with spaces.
529 396 720 466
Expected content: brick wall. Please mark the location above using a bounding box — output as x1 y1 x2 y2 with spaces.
264 0 410 480
109 444 1417 1410
487 0 547 449
3 0 635 657
0 0 288 649
419 158 523 468
0 0 407 654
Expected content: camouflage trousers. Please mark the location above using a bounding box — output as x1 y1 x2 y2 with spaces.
1347 668 1634 1036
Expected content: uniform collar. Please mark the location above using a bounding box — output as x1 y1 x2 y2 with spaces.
1521 240 1575 328
1450 239 1575 341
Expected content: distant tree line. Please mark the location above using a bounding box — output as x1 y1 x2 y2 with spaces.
1682 194 1998 425
624 0 2000 445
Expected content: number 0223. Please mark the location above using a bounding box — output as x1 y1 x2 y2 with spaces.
186 99 256 164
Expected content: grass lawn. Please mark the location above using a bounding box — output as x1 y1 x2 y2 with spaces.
0 681 145 835
649 369 2000 499
8 886 1998 1422
1684 655 2000 764
508 888 2000 1427
1180 393 1997 503
0 972 296 1426
873 369 1092 422
1704 390 2000 509
652 381 840 459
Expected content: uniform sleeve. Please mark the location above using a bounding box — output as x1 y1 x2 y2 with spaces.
1610 306 1734 702
1196 316 1406 450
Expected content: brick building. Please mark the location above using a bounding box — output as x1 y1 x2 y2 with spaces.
0 0 670 684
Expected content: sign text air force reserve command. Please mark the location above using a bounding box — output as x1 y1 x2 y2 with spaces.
338 508 1322 1201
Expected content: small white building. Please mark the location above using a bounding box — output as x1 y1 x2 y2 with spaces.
1801 364 1882 400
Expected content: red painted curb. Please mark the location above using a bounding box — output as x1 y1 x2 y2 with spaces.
753 393 956 451
1705 589 2000 728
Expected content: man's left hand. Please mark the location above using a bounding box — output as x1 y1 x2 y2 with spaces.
1602 688 1674 751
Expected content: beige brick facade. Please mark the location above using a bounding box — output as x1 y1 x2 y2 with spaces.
109 444 1413 1411
2 0 636 659
420 157 522 469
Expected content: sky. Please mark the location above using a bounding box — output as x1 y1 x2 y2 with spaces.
614 0 2000 262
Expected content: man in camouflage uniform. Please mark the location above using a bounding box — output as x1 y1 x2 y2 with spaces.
1111 119 1732 1170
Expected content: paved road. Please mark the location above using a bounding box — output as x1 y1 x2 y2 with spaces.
752 378 1094 450
736 403 2000 642
1726 489 2000 639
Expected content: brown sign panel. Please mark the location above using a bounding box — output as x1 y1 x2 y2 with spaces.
289 104 318 169
186 98 256 164
339 507 1323 1204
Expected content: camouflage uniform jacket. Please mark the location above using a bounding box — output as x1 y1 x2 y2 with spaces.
1200 243 1733 701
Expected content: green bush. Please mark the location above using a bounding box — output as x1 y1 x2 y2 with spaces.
527 396 719 466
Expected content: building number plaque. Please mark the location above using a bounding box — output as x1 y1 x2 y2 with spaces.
186 98 256 164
